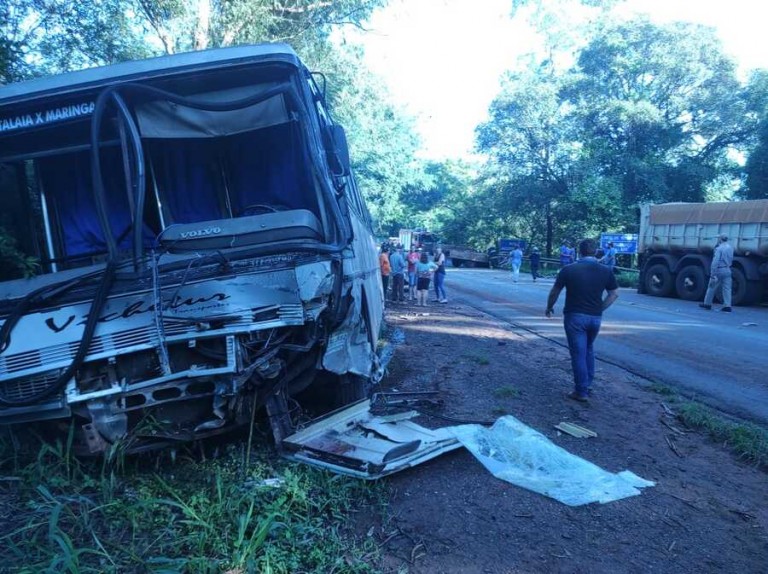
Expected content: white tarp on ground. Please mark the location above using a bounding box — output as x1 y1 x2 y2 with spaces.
451 415 655 506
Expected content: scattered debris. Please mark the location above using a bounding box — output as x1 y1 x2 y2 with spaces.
729 509 757 521
282 399 461 479
555 422 597 438
660 402 675 416
665 435 683 457
369 391 444 416
659 418 687 435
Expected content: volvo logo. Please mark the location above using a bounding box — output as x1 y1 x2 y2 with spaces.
180 226 223 239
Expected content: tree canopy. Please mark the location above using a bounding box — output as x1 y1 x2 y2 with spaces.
2 2 768 254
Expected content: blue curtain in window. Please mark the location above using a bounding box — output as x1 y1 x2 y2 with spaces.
39 150 151 258
224 123 313 215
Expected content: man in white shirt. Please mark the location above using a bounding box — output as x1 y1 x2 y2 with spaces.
699 234 734 312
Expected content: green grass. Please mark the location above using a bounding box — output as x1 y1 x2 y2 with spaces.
461 354 490 366
614 271 639 289
0 434 387 573
649 382 676 397
676 402 768 467
493 385 520 399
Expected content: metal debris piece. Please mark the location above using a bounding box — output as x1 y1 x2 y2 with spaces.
369 391 443 416
282 399 461 479
555 422 597 438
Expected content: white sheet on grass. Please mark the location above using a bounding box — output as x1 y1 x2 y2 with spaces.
451 415 654 506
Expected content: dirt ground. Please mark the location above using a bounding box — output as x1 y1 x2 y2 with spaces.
355 299 768 574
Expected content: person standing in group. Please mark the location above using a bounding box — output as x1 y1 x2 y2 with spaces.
407 246 420 302
545 239 619 403
510 244 523 283
599 241 617 273
379 246 391 299
559 241 574 268
389 245 407 303
530 247 541 282
699 234 734 312
415 252 438 306
433 247 448 303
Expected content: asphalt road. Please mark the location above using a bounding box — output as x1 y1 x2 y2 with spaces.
443 267 768 424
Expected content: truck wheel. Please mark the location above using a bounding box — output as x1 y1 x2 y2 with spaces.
730 268 763 306
644 263 673 297
675 265 706 301
451 258 461 268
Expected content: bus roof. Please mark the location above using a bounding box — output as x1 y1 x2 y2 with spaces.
0 43 301 107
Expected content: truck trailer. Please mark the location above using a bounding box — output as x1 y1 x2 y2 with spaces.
638 200 768 306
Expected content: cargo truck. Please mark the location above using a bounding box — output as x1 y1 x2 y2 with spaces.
638 200 768 306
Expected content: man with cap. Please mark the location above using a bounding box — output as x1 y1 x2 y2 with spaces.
700 234 734 312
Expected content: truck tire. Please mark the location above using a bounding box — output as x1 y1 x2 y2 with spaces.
675 265 707 301
644 263 673 297
730 268 763 306
451 258 462 268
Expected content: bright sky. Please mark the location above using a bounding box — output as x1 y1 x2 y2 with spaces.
346 0 768 161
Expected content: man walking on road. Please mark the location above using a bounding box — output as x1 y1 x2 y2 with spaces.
559 241 574 267
510 244 523 283
700 234 734 312
530 247 541 282
545 239 619 402
599 241 617 273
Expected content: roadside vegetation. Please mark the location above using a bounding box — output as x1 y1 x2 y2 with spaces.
0 432 386 573
676 403 768 467
649 384 768 467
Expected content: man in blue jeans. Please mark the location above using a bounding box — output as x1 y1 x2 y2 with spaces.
545 239 619 402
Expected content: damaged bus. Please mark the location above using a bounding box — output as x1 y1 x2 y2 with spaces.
0 44 383 453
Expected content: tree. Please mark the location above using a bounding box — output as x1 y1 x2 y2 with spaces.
565 18 745 209
745 120 768 199
1 0 152 82
132 0 385 54
475 65 584 254
328 48 429 234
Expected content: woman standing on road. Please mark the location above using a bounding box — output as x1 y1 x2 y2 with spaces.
416 252 438 306
379 246 391 299
433 247 447 303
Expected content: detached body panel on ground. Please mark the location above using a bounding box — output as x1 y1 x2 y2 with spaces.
0 44 383 453
638 200 768 306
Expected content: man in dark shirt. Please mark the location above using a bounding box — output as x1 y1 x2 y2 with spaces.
545 239 619 402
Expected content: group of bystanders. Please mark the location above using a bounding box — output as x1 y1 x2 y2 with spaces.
379 244 448 306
